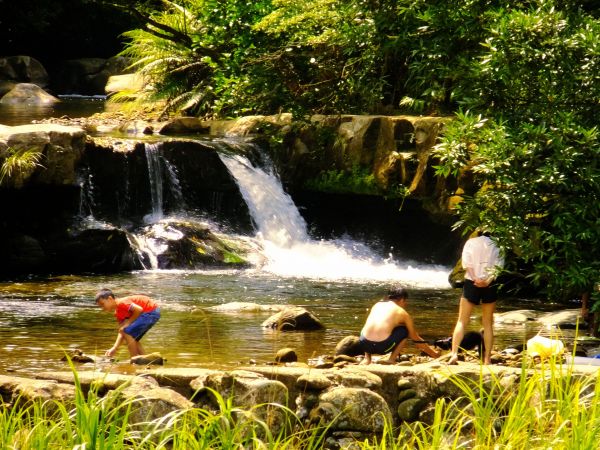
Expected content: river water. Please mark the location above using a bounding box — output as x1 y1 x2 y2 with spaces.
1 270 562 376
0 100 569 376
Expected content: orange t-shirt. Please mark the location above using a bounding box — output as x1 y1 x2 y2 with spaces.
114 295 158 322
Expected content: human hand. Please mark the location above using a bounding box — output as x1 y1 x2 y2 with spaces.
474 278 490 288
105 348 116 357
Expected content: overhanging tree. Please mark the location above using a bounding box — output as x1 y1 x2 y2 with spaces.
434 2 600 312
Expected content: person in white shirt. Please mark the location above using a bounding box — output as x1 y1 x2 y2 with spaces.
448 230 504 365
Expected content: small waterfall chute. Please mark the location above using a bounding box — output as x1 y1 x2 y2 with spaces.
144 142 185 223
219 151 450 287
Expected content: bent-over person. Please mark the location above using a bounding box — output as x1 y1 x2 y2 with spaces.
95 288 161 358
359 286 439 364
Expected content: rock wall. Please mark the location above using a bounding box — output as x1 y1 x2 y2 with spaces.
153 114 463 223
4 361 596 445
0 124 255 278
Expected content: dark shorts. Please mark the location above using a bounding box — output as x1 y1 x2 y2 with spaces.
359 326 408 355
124 309 160 341
463 279 497 305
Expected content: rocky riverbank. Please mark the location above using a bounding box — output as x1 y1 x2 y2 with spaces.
1 303 595 444
2 355 598 447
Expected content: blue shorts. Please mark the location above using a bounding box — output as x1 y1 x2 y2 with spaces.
359 326 408 355
463 279 497 305
124 309 160 341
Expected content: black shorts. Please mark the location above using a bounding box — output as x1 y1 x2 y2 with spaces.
463 279 497 305
359 326 408 355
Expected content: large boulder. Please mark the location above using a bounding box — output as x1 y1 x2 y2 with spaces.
0 83 59 106
191 369 289 433
311 387 392 432
138 220 253 270
35 371 136 396
335 335 363 357
114 376 193 424
0 56 49 90
261 306 325 331
0 374 76 408
0 123 85 187
191 370 288 409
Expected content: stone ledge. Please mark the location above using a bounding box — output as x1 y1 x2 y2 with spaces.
4 359 594 437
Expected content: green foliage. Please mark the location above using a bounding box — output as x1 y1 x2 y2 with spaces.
433 2 600 300
305 165 409 199
254 0 388 115
117 0 275 118
0 147 45 186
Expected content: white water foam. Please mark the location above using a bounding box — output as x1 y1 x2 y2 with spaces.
219 153 451 288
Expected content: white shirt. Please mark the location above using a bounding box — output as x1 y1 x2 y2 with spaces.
462 235 504 282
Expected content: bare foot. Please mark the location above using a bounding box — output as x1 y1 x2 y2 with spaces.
447 355 459 365
379 359 396 365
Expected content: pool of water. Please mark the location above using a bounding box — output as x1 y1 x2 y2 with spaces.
0 269 565 376
0 96 108 126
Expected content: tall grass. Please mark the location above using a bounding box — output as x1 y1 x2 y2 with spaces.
0 146 44 186
2 357 600 449
354 356 600 450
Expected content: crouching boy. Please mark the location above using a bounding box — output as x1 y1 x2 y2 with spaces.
95 288 160 357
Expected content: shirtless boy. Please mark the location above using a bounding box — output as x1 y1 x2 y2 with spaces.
95 288 161 358
359 286 439 364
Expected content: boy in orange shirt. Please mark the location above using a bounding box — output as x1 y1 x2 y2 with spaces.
95 288 161 357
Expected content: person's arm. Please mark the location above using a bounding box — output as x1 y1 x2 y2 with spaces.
106 332 124 356
403 313 440 358
106 304 144 356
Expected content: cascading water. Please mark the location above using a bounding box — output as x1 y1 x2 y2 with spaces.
219 153 451 287
145 142 165 221
144 142 186 223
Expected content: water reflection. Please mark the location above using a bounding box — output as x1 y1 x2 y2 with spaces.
0 270 568 376
0 96 107 126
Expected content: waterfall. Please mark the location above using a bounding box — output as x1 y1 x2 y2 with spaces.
144 142 184 223
145 143 165 221
219 152 451 287
220 153 308 247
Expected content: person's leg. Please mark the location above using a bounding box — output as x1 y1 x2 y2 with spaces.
120 330 142 357
448 297 474 364
361 352 372 365
481 301 496 364
387 338 407 362
123 310 159 357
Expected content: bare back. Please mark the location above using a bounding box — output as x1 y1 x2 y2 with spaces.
361 300 408 341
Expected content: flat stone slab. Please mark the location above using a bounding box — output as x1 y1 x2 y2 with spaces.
0 123 85 137
0 374 76 404
35 370 135 392
137 367 222 388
